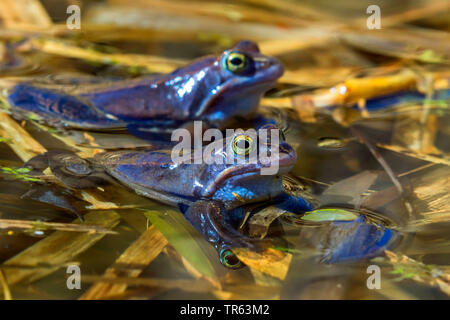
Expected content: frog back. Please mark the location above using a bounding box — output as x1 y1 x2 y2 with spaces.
101 151 208 201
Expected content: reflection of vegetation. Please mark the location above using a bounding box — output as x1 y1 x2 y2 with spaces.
0 166 40 182
273 246 302 254
390 265 435 281
373 251 450 296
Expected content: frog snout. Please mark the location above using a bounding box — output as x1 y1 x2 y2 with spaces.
278 142 297 167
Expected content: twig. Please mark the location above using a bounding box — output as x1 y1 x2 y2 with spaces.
80 275 214 292
0 269 12 300
0 113 123 288
352 127 404 195
398 163 436 177
0 218 117 234
377 143 450 166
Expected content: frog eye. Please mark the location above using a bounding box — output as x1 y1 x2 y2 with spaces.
223 51 248 73
232 134 254 156
60 155 92 176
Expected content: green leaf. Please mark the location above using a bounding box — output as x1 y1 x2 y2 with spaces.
390 267 405 275
15 167 31 173
418 49 445 63
22 177 41 182
301 208 359 222
273 246 302 254
0 166 40 182
143 209 219 280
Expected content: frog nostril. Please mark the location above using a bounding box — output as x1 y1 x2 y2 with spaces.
279 144 290 154
253 57 270 68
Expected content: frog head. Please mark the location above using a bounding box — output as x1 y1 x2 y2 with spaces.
199 129 296 209
172 40 284 127
100 127 295 210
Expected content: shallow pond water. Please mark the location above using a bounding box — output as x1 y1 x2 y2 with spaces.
0 0 449 300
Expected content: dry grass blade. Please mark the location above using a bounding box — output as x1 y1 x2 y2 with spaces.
0 218 117 234
0 269 12 300
341 28 450 65
1 210 120 288
81 275 214 293
0 112 47 160
398 163 436 177
377 143 450 166
79 225 168 300
351 127 417 218
351 127 404 195
126 0 309 27
363 165 449 225
213 283 281 300
0 112 124 289
234 248 292 280
29 38 185 74
258 31 335 56
374 0 450 27
412 166 450 215
1 104 218 289
238 0 343 25
279 67 357 87
0 0 52 28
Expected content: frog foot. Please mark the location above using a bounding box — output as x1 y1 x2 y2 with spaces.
184 200 274 269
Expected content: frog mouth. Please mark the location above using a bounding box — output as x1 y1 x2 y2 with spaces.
228 61 284 90
202 142 296 197
195 61 284 117
251 59 285 84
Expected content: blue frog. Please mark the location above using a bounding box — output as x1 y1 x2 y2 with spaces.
7 40 283 139
24 127 312 268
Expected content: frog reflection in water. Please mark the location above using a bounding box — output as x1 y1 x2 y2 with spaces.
7 40 283 139
25 127 312 268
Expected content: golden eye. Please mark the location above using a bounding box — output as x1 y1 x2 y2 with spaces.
224 51 248 73
232 134 254 156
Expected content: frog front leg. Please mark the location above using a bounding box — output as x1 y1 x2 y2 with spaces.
183 200 272 268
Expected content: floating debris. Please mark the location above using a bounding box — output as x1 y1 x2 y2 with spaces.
300 208 359 222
